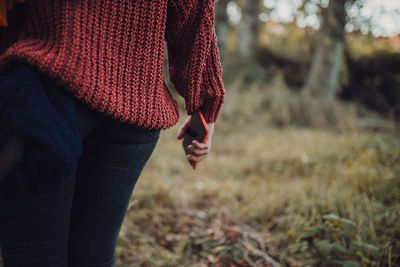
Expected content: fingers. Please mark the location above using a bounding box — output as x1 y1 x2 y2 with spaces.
192 140 209 149
179 121 215 168
188 140 209 154
187 139 211 163
177 126 187 140
187 153 207 162
188 144 208 156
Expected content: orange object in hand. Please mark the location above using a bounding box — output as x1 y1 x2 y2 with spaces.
0 0 25 27
181 110 209 170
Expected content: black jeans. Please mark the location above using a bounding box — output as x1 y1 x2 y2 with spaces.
0 77 161 266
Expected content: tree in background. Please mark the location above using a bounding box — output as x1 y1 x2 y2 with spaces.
227 0 351 91
302 0 348 100
215 0 230 60
236 0 260 58
216 0 397 109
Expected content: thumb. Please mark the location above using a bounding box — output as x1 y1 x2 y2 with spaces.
177 116 191 140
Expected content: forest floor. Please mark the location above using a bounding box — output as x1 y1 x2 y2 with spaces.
1 72 398 266
115 119 400 266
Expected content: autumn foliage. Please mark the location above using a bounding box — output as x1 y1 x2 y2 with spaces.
0 0 24 27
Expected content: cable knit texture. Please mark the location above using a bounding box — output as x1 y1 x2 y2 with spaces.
0 0 226 130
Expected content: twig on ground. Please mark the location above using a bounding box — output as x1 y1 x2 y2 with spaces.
242 241 281 267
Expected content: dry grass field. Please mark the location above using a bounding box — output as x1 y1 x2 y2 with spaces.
114 92 400 266
1 67 399 267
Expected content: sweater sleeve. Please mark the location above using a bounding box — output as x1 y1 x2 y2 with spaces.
165 0 226 123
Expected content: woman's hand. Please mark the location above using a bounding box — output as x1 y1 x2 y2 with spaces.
177 115 215 169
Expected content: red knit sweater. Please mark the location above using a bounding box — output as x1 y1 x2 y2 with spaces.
0 0 226 130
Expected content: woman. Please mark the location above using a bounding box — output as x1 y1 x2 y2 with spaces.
0 0 225 266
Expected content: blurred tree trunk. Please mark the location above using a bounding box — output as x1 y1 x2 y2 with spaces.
303 0 346 100
237 0 260 58
215 0 230 60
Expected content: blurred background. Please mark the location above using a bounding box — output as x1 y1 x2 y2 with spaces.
2 0 398 266
114 0 400 266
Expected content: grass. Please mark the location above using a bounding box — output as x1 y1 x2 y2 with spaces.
115 115 400 266
113 65 400 266
1 60 398 266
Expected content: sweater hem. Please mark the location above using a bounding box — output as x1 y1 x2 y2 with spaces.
0 55 181 131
